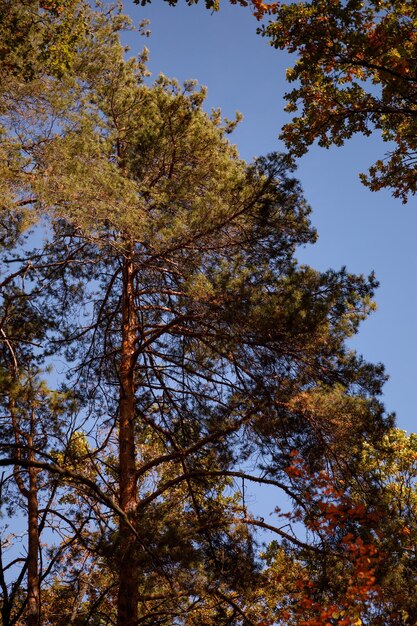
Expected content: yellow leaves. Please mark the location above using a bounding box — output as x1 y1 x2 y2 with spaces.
286 67 297 82
67 430 90 461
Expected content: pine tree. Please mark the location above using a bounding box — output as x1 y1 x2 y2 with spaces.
29 66 388 626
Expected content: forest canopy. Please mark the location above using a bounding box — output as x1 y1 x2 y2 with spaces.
0 2 416 625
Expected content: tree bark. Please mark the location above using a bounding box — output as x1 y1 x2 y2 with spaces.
26 418 40 626
117 250 139 626
26 466 40 626
1 593 11 626
10 397 41 626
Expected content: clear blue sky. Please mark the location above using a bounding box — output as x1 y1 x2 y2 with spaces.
124 0 417 433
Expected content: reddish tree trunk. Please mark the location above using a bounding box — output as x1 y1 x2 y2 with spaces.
117 251 139 626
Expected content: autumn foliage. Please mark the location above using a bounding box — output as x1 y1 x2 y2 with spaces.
251 452 382 626
137 0 277 20
262 0 417 201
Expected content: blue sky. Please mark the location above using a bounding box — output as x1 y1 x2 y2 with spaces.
124 0 417 433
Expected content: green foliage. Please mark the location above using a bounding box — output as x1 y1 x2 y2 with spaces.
0 0 134 248
353 429 417 623
0 0 87 80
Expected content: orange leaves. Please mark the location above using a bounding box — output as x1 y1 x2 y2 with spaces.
250 0 278 19
39 0 66 13
275 450 382 624
229 0 277 19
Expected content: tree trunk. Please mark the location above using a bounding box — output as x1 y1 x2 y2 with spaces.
117 251 139 626
26 466 40 626
26 423 40 626
1 601 11 626
10 397 41 626
0 478 11 626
